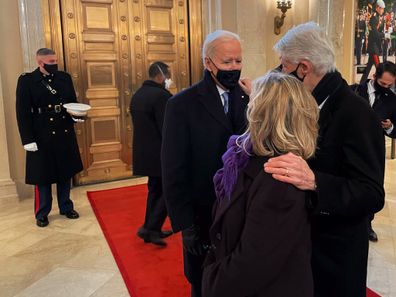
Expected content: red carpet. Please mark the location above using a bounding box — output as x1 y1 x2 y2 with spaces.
87 184 189 297
88 184 382 297
367 288 381 297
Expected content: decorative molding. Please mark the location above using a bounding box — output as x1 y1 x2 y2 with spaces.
0 73 17 200
18 0 46 72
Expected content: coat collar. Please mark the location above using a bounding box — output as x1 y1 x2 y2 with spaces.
32 67 67 83
211 155 269 227
312 71 345 143
142 80 172 96
196 70 233 132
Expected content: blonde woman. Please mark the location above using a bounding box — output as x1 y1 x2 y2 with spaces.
202 72 318 297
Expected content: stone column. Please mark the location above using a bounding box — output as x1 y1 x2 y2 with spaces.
18 0 46 72
0 73 18 200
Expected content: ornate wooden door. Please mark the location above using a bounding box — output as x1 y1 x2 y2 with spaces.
55 0 197 184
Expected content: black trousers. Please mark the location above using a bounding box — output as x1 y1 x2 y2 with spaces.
355 37 363 65
360 52 380 84
183 206 212 297
143 176 167 231
34 179 74 219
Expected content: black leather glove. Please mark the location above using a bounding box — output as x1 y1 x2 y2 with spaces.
182 224 204 256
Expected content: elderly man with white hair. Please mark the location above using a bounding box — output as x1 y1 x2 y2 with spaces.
161 30 248 297
262 22 385 297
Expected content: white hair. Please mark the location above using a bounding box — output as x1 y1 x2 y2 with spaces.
202 30 241 66
273 22 336 75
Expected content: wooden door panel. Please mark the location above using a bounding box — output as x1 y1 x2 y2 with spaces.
59 0 193 184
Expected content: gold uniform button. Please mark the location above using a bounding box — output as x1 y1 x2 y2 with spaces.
62 116 65 119
60 103 63 105
52 131 56 135
65 129 68 133
50 118 54 121
48 104 52 108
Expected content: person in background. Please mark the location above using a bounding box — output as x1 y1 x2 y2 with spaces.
162 30 248 297
352 61 396 242
360 0 389 83
130 61 173 246
202 72 318 297
16 48 83 227
356 12 366 65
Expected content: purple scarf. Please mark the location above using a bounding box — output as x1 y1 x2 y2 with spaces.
214 135 252 201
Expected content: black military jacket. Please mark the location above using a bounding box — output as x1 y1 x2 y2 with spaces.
16 68 83 185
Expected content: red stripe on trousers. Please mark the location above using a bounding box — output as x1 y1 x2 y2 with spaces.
374 54 380 66
35 185 40 215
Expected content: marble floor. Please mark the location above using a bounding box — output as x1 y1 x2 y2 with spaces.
0 142 395 297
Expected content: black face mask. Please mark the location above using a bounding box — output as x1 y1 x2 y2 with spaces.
44 63 58 74
374 79 390 95
209 58 241 89
289 63 306 82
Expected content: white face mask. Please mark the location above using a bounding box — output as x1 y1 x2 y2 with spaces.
165 78 173 89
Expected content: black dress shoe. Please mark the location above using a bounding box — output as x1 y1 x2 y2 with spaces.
60 209 80 219
369 228 378 242
36 216 49 227
137 227 167 247
160 230 173 238
137 227 150 242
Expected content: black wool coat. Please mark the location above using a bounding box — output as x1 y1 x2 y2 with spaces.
309 72 385 297
162 70 248 281
202 156 313 297
162 70 248 232
353 80 396 138
130 80 172 177
16 68 83 185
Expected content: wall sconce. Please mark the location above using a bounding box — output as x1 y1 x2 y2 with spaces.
274 0 292 35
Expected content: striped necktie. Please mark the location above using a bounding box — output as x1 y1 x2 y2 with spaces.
222 92 229 114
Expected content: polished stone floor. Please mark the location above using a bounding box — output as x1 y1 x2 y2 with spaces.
0 142 395 296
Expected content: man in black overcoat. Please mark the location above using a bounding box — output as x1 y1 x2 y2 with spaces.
130 61 173 246
262 22 385 297
161 30 248 297
353 61 396 242
16 48 83 227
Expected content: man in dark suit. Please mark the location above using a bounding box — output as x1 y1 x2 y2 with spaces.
16 48 83 227
161 30 248 297
130 61 173 246
360 0 389 83
263 22 385 297
353 61 396 242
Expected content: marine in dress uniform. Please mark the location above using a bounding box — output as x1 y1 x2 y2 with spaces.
360 0 388 83
16 48 83 227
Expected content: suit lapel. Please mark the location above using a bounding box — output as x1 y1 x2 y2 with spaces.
197 71 233 132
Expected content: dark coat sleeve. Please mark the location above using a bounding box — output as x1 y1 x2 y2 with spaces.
202 174 308 297
385 103 396 138
161 97 194 232
153 91 170 136
314 106 385 217
16 74 35 145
